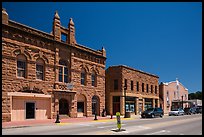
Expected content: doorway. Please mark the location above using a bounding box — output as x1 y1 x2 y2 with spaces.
59 98 69 115
26 102 35 119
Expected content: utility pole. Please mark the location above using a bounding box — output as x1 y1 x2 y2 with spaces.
124 85 127 118
181 95 183 109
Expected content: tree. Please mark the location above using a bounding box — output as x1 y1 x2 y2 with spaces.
188 91 202 100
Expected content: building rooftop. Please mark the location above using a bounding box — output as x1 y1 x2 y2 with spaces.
108 65 159 78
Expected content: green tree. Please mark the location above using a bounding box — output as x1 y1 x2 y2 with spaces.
188 91 202 100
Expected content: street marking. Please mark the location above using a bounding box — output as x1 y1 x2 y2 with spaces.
145 130 171 135
56 123 71 126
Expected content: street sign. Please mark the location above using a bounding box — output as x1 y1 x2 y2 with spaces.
67 83 73 90
116 112 121 130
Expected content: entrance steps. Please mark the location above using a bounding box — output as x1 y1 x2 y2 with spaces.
59 115 70 119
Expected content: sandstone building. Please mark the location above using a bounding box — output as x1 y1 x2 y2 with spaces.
2 8 106 122
105 65 160 116
159 78 189 114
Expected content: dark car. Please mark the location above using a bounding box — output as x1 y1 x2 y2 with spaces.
184 107 192 115
190 107 197 114
196 106 202 114
141 107 164 118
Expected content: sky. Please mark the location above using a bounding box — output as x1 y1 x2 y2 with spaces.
2 2 202 93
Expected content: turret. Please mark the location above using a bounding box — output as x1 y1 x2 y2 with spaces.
53 11 61 41
2 8 8 24
102 46 106 57
67 18 76 45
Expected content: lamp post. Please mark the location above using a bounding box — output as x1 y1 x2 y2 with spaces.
124 85 127 118
55 111 60 123
181 95 183 109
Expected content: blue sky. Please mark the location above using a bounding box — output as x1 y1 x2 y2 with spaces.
2 2 202 93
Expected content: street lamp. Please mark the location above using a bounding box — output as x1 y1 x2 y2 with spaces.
181 95 183 109
124 85 127 118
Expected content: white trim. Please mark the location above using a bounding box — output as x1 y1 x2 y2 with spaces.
8 92 51 98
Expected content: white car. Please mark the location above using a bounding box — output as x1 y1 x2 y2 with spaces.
169 108 184 116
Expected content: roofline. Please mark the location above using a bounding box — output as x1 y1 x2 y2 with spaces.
107 65 159 78
162 81 188 91
5 19 105 58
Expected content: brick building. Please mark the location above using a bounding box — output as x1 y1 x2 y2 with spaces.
2 8 106 122
159 78 189 114
105 65 159 116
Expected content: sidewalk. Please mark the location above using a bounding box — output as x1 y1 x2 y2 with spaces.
2 115 141 129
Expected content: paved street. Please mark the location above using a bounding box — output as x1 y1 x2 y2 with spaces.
2 114 202 135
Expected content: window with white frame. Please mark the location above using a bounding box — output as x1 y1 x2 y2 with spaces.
59 60 68 83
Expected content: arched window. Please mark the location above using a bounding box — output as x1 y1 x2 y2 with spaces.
36 58 45 80
59 60 68 83
81 68 86 85
17 54 27 78
91 71 97 87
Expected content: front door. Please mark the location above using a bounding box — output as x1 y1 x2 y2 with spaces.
26 102 35 119
59 98 69 115
113 102 120 115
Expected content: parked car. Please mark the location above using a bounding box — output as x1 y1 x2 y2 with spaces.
190 107 197 114
184 107 192 115
196 106 202 114
169 108 184 116
141 107 164 118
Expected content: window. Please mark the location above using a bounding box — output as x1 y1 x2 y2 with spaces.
81 68 86 85
59 60 68 83
155 86 157 94
91 71 97 87
124 79 127 90
61 33 67 42
36 58 44 80
114 79 118 90
146 84 149 93
151 85 153 93
142 83 144 92
17 54 26 78
167 91 169 105
131 80 134 91
136 81 139 91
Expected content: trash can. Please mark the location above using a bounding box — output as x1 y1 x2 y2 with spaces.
125 112 131 118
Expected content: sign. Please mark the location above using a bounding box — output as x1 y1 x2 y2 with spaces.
67 83 73 90
116 112 121 130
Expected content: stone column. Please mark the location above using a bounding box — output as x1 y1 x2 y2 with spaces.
157 99 160 108
142 98 145 111
135 98 139 115
109 95 113 115
120 96 125 116
152 98 155 108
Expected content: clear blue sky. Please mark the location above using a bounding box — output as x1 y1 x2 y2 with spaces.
2 2 202 93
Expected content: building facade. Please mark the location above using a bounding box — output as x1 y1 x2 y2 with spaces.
105 65 160 116
159 79 189 114
2 9 106 122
